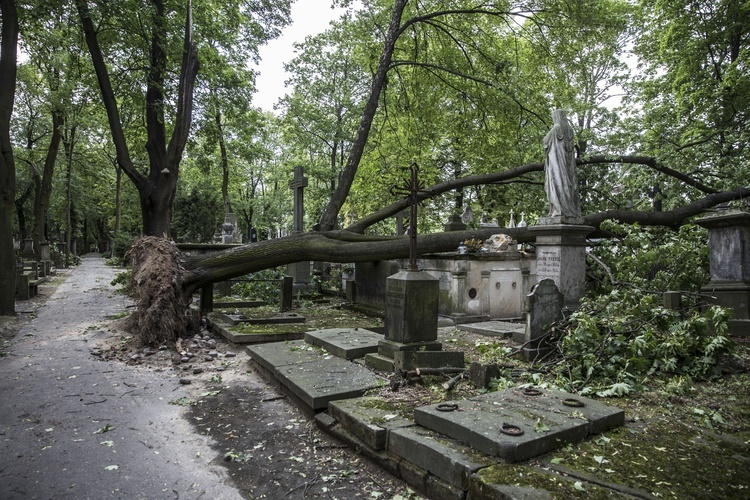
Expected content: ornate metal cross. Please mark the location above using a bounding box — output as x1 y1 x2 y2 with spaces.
391 162 431 271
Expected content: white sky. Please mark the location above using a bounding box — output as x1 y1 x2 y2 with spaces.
252 1 349 113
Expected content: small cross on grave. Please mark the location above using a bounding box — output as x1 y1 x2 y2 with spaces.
289 165 308 233
390 162 431 271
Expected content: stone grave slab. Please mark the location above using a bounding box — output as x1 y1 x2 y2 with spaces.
414 388 624 462
456 321 525 338
211 320 303 344
389 426 497 490
305 328 383 359
213 299 264 309
328 397 413 451
246 340 321 373
248 341 386 411
220 312 305 326
275 356 385 411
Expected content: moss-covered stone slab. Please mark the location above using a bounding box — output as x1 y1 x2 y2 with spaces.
388 426 497 490
210 320 304 344
248 341 386 411
414 388 624 462
219 312 305 326
275 357 385 411
328 397 413 451
305 328 383 359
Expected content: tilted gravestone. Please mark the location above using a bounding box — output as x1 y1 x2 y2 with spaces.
513 278 564 361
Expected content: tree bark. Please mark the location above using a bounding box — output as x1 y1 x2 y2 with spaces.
32 109 63 260
318 0 408 230
179 183 749 297
0 0 19 316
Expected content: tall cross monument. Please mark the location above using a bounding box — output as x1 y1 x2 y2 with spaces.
287 165 311 291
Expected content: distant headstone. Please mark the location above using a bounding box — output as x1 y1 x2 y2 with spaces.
280 275 293 312
250 227 258 242
221 216 234 244
443 214 466 232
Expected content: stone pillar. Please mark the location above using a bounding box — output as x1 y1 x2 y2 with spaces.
22 237 34 259
287 166 311 292
481 270 491 316
696 210 750 336
529 224 594 309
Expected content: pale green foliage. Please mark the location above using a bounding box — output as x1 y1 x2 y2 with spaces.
550 222 733 396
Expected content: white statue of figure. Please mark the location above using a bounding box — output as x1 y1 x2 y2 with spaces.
543 110 582 223
461 204 474 225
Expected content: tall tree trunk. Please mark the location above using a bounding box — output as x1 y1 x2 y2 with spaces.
0 0 19 315
318 0 408 231
215 109 231 214
32 109 63 260
75 0 199 237
115 163 121 232
62 120 77 267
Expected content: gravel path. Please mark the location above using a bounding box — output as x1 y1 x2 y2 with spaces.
0 255 243 500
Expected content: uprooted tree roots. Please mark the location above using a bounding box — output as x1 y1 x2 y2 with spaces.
127 236 191 346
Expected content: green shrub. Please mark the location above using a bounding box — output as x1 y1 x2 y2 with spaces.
108 232 136 267
231 267 286 305
540 221 733 396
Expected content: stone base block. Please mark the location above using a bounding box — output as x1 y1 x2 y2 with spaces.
378 338 442 358
365 353 395 372
394 350 465 371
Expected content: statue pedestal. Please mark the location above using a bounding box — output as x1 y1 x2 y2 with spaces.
697 211 750 337
529 224 594 309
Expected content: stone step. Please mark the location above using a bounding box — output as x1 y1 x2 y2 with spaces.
247 341 385 412
328 397 413 451
304 328 382 359
364 353 395 372
388 426 497 491
414 388 624 463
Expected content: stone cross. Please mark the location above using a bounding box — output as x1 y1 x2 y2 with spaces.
289 165 308 233
391 163 431 271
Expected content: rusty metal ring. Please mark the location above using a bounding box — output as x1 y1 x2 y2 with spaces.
523 388 542 396
436 403 458 412
499 422 524 436
562 398 585 408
